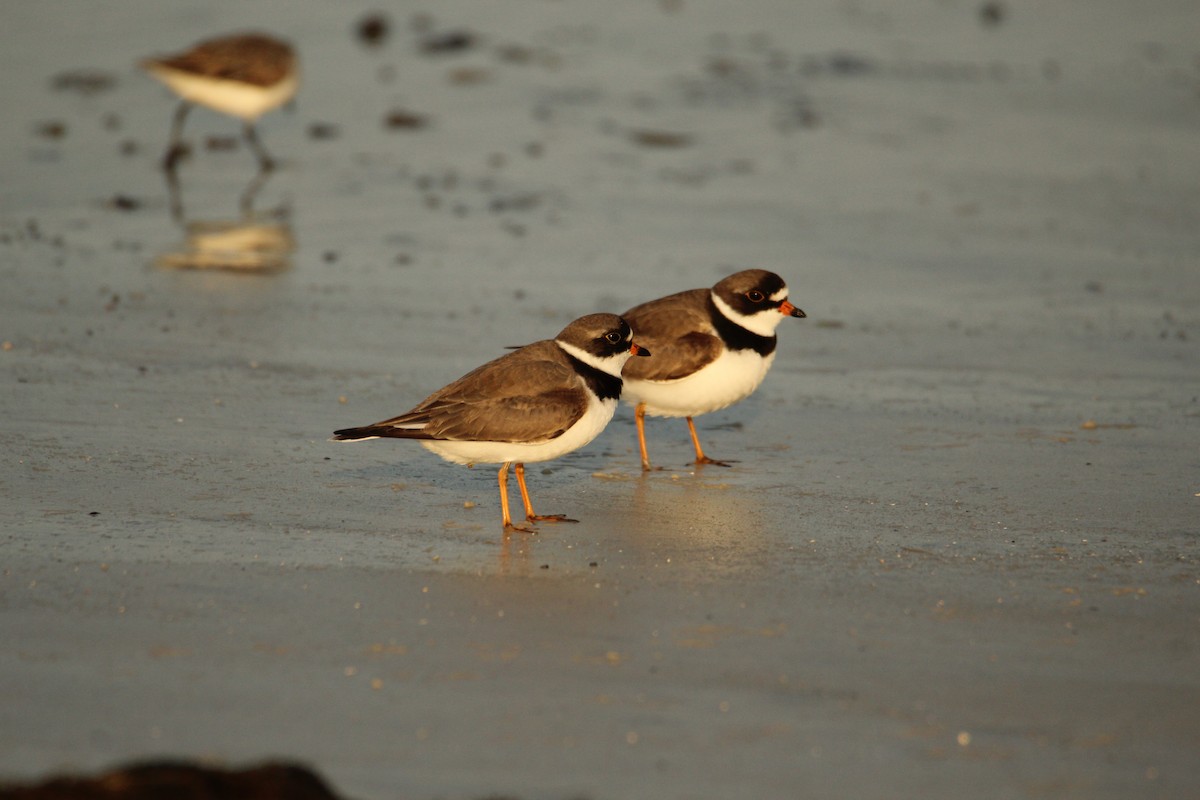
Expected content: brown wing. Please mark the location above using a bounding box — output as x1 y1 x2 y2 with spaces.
373 341 589 442
622 289 722 381
151 35 293 86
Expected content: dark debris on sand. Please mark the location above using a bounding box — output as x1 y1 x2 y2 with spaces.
0 761 345 800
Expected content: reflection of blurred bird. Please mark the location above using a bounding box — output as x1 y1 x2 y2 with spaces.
140 33 298 171
155 218 295 273
621 269 806 470
332 315 649 533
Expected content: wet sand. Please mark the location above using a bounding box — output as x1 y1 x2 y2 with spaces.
2 2 1198 798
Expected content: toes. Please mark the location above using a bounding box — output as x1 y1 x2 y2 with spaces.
695 456 736 468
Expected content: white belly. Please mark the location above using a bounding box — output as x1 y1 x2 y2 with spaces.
420 396 617 466
148 67 298 120
624 350 775 418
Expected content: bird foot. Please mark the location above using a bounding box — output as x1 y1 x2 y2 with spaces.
527 514 578 524
693 456 736 468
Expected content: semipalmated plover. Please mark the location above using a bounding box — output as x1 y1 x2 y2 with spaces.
332 314 649 532
621 269 805 470
140 33 299 171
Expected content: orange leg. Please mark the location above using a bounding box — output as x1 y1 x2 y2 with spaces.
498 462 533 533
686 416 734 468
515 463 578 524
635 402 654 471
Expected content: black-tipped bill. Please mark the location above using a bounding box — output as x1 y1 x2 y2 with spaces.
780 300 806 318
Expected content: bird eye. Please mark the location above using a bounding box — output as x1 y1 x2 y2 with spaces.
747 290 765 303
604 331 622 344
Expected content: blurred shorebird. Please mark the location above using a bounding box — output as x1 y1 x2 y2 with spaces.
141 32 298 171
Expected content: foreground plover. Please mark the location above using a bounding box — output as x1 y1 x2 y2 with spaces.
140 33 298 171
332 314 649 532
621 269 805 470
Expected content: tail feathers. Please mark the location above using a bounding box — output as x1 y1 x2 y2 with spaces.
331 424 431 442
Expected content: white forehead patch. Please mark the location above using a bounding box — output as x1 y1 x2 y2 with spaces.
769 287 788 303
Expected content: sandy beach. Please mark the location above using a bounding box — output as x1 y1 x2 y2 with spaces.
2 2 1198 798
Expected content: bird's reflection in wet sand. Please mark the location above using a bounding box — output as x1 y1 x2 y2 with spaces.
620 469 776 575
475 464 779 578
157 166 294 273
497 528 538 577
